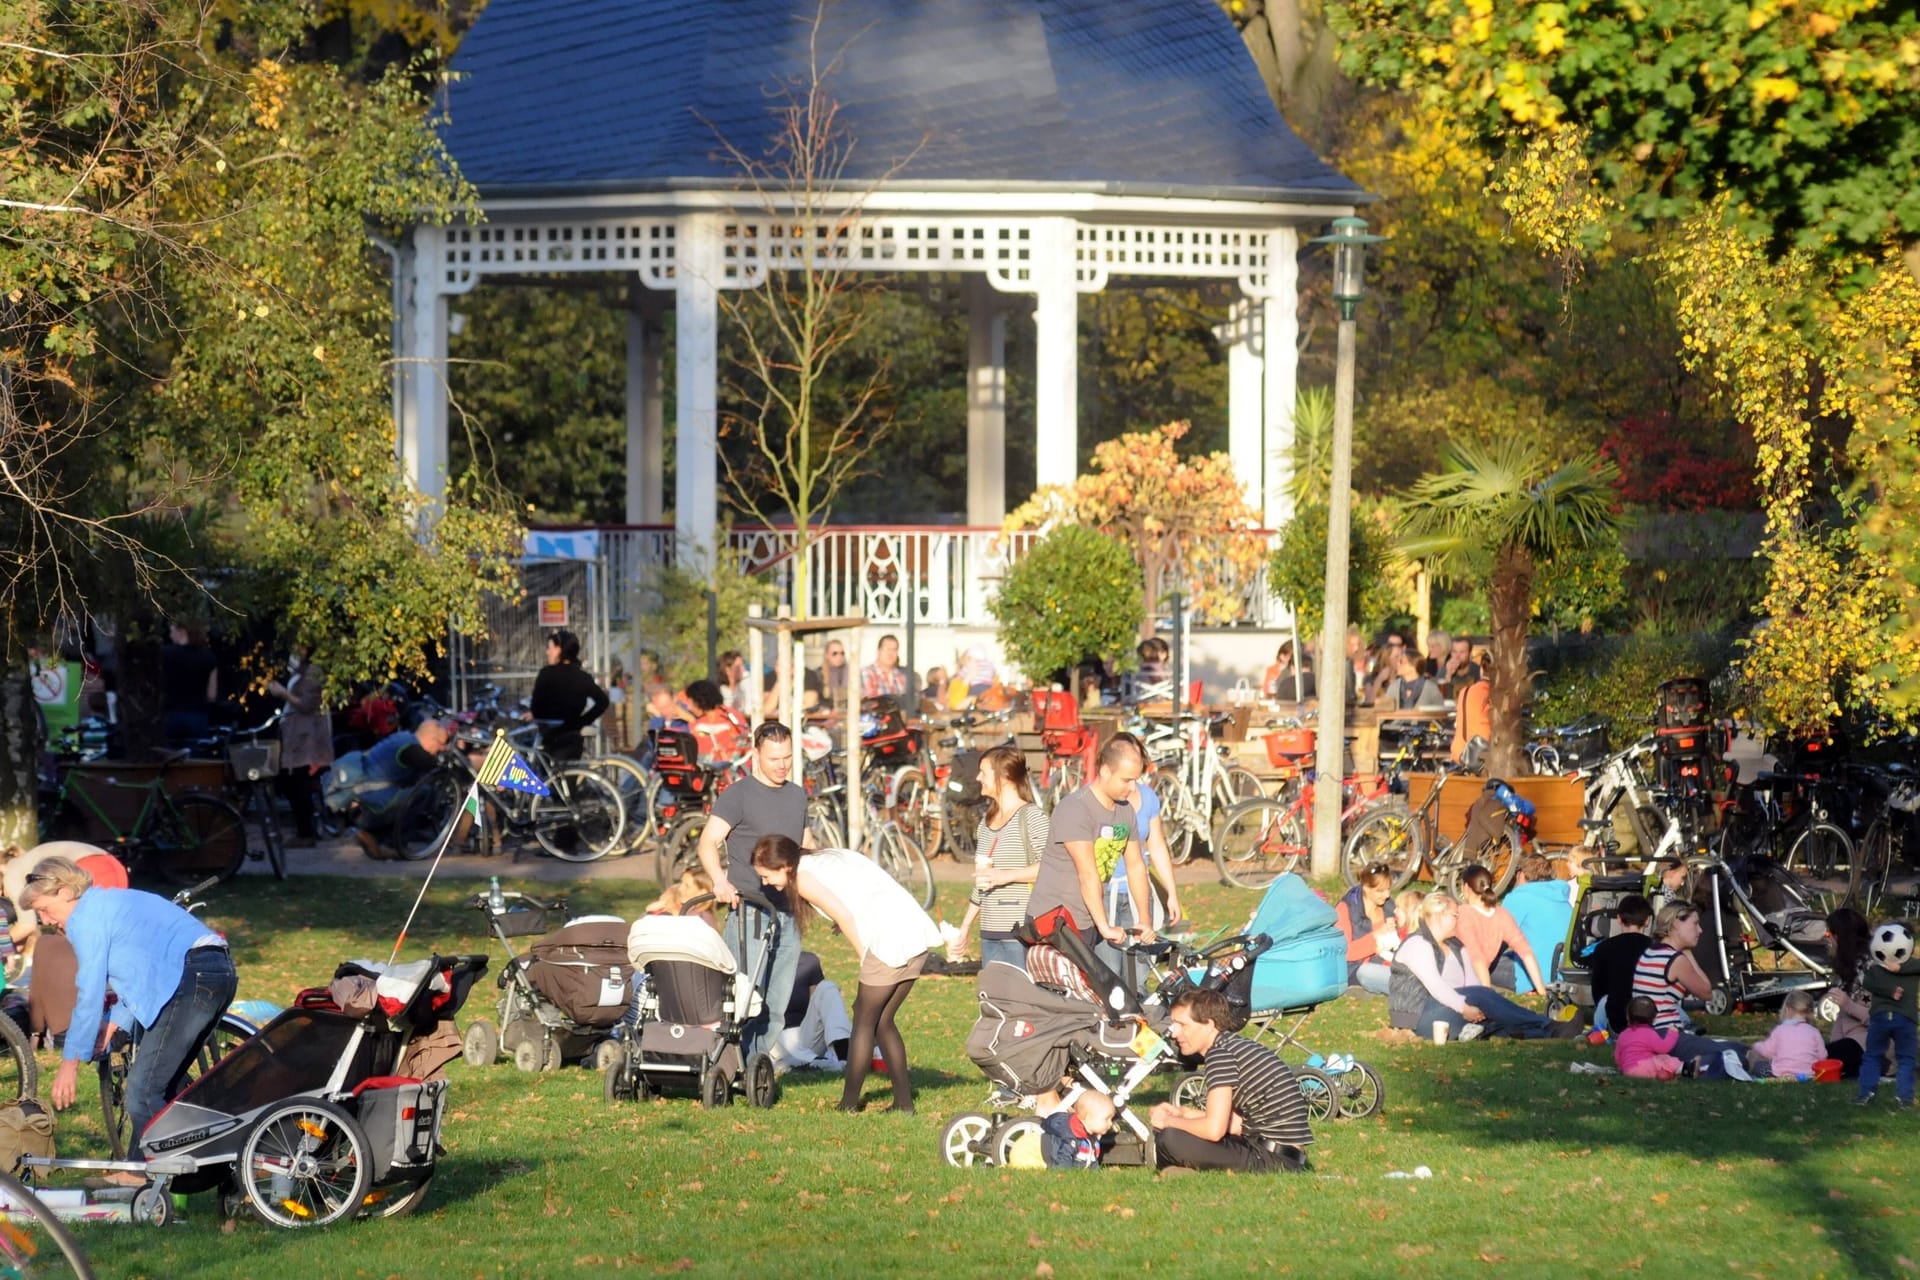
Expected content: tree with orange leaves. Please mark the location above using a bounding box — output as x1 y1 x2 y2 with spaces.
1004 423 1268 636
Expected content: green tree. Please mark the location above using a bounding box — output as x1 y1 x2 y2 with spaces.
989 526 1143 686
1268 502 1396 638
1398 440 1624 775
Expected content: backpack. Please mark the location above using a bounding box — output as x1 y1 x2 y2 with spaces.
322 750 372 813
0 1100 54 1175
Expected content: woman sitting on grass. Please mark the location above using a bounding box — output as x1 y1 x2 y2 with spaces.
1822 907 1875 1079
1453 864 1548 993
1387 892 1580 1041
1629 903 1753 1079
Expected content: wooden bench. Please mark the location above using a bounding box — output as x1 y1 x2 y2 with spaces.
1404 772 1587 850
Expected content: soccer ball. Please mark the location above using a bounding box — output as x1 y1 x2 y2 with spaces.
1870 922 1914 967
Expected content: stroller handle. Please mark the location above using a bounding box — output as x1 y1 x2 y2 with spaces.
733 888 778 914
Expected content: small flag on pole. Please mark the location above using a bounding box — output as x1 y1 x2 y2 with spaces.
462 788 483 828
476 732 550 797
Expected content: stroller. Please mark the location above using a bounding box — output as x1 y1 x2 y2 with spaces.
28 953 489 1229
462 889 631 1073
942 960 1173 1169
1689 854 1833 1014
1548 871 1649 1014
601 893 780 1108
1193 875 1385 1121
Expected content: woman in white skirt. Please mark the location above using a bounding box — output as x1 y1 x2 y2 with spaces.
750 834 942 1113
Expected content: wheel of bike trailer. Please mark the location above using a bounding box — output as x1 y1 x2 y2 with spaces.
889 767 941 859
0 1169 96 1277
869 824 936 911
989 1115 1045 1166
149 792 248 886
102 1012 255 1160
1788 821 1853 884
359 1172 435 1221
1331 1061 1386 1120
533 768 626 862
0 1011 36 1107
240 1098 372 1229
1154 766 1198 864
585 755 652 857
1342 805 1425 891
395 771 465 861
1170 1071 1207 1110
941 1112 994 1167
657 813 706 888
1213 798 1307 890
1294 1065 1339 1125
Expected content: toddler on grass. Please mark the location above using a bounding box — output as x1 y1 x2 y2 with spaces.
1614 996 1684 1080
1857 938 1920 1107
1041 1091 1115 1170
1747 990 1826 1080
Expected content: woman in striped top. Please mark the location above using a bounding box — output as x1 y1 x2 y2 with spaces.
963 745 1048 971
1631 903 1753 1078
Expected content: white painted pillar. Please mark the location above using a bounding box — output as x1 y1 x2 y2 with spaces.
965 275 1007 525
1032 218 1079 488
401 225 449 505
1226 297 1265 514
624 288 666 525
1262 227 1301 530
674 214 720 566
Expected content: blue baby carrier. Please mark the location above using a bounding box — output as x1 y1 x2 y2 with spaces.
1241 875 1348 1014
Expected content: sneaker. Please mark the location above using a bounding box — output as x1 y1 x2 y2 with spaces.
1548 1019 1585 1040
1720 1050 1755 1083
1458 1024 1485 1042
1854 1094 1873 1106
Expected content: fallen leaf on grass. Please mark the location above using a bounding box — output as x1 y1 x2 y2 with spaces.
1831 1190 1850 1200
1036 1264 1054 1278
1477 1252 1506 1264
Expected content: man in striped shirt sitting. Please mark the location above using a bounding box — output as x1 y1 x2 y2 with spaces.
1149 989 1312 1174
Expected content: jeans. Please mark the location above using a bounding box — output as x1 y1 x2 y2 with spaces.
978 933 1025 971
1860 1010 1918 1103
1669 1030 1751 1075
1423 986 1558 1040
1155 1126 1307 1173
127 947 238 1151
730 903 800 1062
1352 961 1391 996
1095 891 1161 988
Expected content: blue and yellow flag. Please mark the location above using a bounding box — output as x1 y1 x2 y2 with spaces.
476 732 550 797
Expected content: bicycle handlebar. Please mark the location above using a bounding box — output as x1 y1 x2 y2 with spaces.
171 876 220 907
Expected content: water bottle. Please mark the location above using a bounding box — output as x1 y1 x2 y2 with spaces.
488 877 506 915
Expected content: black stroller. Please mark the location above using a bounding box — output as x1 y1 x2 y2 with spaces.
28 953 489 1228
601 894 780 1108
462 890 631 1073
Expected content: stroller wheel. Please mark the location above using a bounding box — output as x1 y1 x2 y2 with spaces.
1330 1060 1386 1120
592 1041 625 1072
940 1112 994 1168
240 1098 373 1229
1170 1071 1207 1110
512 1039 544 1073
746 1052 780 1109
603 1053 632 1105
700 1064 733 1109
462 1019 500 1068
990 1116 1045 1167
133 1185 174 1228
543 1039 564 1072
1705 985 1735 1018
1293 1066 1339 1125
361 1173 435 1220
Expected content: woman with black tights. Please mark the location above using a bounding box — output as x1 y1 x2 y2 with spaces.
750 835 941 1113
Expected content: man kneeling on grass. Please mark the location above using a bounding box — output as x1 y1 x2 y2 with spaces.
1148 989 1311 1174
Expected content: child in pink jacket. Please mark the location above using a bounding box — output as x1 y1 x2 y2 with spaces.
1614 996 1684 1080
1748 990 1826 1079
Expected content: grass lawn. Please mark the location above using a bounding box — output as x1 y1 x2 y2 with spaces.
44 872 1920 1279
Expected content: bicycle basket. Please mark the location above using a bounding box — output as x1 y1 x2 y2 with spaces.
1264 728 1317 769
227 741 281 782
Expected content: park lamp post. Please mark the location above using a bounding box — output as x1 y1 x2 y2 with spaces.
1308 216 1383 880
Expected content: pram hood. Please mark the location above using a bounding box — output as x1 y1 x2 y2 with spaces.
1244 874 1337 945
628 915 736 973
966 961 1141 1096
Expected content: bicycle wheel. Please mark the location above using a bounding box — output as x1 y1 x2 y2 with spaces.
533 768 625 862
585 755 652 857
868 823 935 910
254 787 287 880
1459 825 1523 896
145 792 247 886
1342 804 1424 891
1213 765 1267 808
0 1011 35 1105
1213 798 1308 890
1851 819 1897 913
1154 766 1198 864
0 1169 95 1277
395 770 467 861
656 812 707 887
1788 820 1853 884
889 768 940 859
807 795 846 849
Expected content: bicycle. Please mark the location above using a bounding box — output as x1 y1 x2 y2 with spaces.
1129 713 1264 864
0 1168 95 1276
395 725 626 864
38 756 246 887
1340 760 1524 894
209 711 288 881
94 877 258 1160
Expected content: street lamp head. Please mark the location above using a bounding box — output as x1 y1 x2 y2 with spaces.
1311 215 1385 320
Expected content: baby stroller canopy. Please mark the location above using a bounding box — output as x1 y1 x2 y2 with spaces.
966 961 1138 1096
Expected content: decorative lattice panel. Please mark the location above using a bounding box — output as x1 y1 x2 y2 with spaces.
1075 225 1275 295
441 221 677 291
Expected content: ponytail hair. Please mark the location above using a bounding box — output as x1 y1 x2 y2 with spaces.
1457 864 1497 910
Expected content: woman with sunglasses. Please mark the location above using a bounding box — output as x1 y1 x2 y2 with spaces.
19 858 237 1180
1335 863 1399 994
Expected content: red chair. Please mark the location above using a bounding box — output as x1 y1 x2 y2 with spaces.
1032 691 1096 775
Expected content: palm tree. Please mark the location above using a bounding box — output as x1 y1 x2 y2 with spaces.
1398 439 1624 776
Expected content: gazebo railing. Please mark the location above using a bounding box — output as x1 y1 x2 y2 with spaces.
577 524 1287 629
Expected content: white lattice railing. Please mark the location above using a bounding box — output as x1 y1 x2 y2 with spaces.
571 524 1289 630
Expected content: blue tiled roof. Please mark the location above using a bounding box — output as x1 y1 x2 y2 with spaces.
441 0 1363 204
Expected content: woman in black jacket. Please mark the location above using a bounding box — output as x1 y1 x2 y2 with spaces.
529 629 609 762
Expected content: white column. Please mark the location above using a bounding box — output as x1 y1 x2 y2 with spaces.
965 275 1007 524
624 288 666 525
1032 218 1079 488
1226 297 1265 513
401 225 449 505
1262 227 1301 530
674 214 720 566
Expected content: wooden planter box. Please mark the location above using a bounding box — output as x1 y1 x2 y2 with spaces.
55 759 229 843
1403 771 1587 850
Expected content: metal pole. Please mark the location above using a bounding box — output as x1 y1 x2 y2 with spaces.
705 590 719 681
1310 314 1358 880
1171 594 1185 723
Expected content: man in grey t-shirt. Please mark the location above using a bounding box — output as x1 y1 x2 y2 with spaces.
1026 736 1156 947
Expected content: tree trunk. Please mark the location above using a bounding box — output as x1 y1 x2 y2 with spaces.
1486 546 1535 778
0 672 37 850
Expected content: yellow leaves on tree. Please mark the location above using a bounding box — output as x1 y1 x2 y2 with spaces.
1004 423 1266 633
